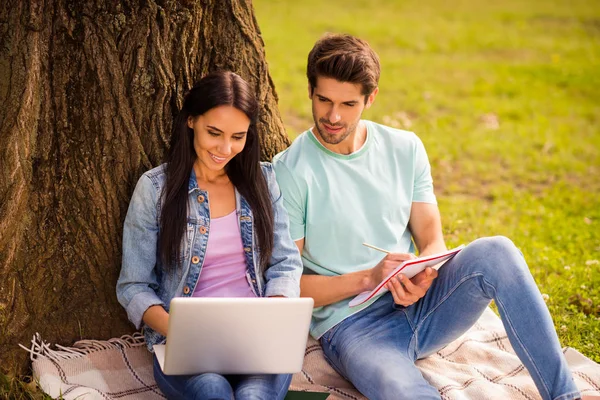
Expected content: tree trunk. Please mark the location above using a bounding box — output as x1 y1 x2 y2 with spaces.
0 0 289 376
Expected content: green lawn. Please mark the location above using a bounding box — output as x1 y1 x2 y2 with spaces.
3 1 599 398
253 0 600 361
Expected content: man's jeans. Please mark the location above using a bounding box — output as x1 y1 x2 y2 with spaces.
320 236 580 400
153 355 292 400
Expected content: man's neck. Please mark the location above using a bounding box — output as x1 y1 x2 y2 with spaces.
313 121 367 155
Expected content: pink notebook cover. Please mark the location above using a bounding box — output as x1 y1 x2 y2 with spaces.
349 245 465 307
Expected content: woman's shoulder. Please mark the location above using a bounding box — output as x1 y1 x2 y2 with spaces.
260 161 279 185
142 163 168 179
133 164 168 196
259 162 280 201
139 163 168 184
259 161 274 175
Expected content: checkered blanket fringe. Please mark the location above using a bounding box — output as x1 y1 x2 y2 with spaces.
22 309 600 400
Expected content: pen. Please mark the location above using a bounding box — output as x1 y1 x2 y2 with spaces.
362 242 391 254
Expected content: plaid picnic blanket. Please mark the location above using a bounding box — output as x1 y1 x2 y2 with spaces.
25 308 600 399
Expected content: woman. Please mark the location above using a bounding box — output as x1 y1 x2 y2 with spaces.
116 71 303 400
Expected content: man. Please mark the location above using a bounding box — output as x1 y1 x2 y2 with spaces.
272 33 587 400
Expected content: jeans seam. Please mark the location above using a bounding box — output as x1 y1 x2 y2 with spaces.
321 345 347 379
413 272 486 358
401 308 417 332
274 374 293 400
552 391 582 400
493 292 552 400
400 309 419 360
324 322 342 344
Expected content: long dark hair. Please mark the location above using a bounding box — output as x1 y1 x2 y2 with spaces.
160 71 274 275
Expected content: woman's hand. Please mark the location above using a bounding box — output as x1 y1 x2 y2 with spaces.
142 305 170 337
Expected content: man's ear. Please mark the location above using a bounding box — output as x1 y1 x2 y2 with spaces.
365 87 379 109
308 83 313 99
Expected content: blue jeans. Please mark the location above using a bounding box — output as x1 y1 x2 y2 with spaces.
320 236 580 400
153 355 292 400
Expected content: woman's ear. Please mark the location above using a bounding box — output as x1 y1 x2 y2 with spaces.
187 116 194 129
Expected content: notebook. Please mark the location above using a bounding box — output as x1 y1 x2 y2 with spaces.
153 297 314 375
349 245 465 307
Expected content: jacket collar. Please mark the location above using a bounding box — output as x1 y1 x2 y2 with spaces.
188 168 199 193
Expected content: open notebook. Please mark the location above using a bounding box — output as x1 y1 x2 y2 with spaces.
349 245 465 307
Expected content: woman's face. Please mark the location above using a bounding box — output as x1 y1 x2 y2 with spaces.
188 105 250 174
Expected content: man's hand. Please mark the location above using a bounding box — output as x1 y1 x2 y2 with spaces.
386 267 438 307
366 253 417 290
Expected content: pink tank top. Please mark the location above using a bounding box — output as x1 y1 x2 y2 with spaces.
193 210 257 298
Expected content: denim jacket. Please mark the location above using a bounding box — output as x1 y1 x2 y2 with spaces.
116 162 302 350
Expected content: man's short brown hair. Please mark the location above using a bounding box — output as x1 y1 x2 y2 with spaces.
307 33 381 97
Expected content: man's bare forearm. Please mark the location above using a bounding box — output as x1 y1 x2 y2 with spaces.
418 238 447 257
301 271 371 308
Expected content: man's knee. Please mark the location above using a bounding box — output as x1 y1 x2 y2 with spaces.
471 235 517 255
466 236 531 280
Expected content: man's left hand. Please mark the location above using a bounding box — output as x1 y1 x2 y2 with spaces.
385 267 438 307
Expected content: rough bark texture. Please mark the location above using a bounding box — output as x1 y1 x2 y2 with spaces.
0 0 290 376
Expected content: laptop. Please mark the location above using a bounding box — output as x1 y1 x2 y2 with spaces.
153 297 314 375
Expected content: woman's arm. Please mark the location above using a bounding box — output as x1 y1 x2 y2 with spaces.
142 305 169 337
116 174 166 330
261 162 303 298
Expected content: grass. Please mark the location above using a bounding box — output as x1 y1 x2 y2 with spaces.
5 0 599 397
0 372 49 400
253 0 600 362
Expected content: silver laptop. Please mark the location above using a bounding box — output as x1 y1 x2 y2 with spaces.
153 297 314 375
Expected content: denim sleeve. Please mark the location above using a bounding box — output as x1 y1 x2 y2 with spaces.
116 174 165 329
260 162 303 298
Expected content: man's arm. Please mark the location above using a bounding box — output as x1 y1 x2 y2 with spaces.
296 203 445 308
296 238 416 307
297 238 368 307
408 202 446 256
384 202 446 306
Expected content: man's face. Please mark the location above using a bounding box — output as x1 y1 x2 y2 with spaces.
310 76 376 150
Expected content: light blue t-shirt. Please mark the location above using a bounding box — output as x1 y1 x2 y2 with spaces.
272 120 437 339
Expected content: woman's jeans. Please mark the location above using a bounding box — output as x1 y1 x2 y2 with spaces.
153 355 292 400
320 236 580 400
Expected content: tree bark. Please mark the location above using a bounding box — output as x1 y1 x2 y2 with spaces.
0 0 289 376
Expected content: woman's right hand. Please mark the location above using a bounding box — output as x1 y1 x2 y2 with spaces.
142 305 170 337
